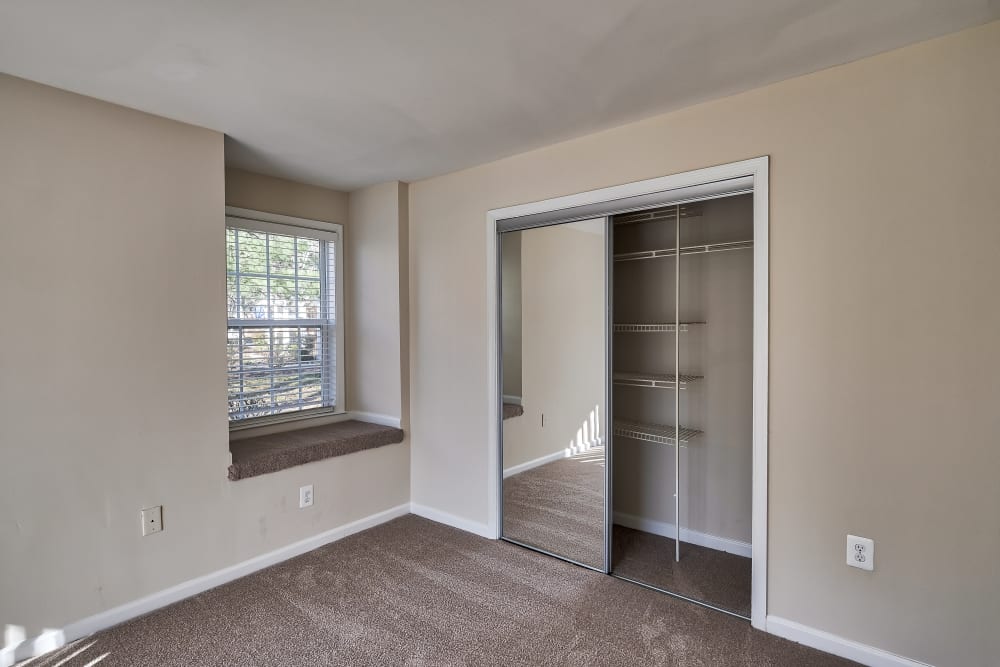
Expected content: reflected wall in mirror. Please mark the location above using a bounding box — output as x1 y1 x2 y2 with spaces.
500 218 607 570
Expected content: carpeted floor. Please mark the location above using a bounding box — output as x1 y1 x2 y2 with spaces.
502 446 751 616
26 515 857 666
502 447 606 568
613 525 752 617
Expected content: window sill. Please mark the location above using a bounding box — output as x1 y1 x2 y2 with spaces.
229 409 342 437
228 420 404 481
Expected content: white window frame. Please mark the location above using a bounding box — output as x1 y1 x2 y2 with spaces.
225 206 346 431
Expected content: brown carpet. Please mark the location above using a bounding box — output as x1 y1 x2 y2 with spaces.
613 525 752 617
501 446 751 617
28 515 857 666
502 447 606 568
502 402 525 420
228 420 404 480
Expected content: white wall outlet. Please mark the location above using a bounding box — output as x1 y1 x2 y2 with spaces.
140 506 163 536
299 485 314 508
847 534 874 571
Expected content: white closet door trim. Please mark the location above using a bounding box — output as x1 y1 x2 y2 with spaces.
494 175 752 232
490 162 760 225
751 159 770 631
485 156 769 630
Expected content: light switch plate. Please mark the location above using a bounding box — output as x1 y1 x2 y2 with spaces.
141 506 163 536
847 534 874 571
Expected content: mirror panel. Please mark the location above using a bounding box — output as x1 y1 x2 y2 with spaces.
500 218 607 570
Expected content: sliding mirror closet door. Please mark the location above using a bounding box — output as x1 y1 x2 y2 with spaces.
611 194 754 617
500 218 608 570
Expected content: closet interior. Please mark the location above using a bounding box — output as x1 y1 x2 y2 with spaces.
610 193 754 617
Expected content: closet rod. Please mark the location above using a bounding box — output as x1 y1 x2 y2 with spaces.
612 204 701 227
613 371 702 390
614 240 753 262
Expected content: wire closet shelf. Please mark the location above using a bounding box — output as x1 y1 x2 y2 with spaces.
613 371 702 389
613 322 705 333
613 420 703 447
614 239 753 262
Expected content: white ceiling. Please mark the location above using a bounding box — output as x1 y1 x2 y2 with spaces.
1 1 997 190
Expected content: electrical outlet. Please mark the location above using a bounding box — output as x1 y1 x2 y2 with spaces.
299 485 314 508
847 534 874 571
141 506 163 536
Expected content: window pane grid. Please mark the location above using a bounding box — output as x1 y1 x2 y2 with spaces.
227 225 337 422
293 238 300 333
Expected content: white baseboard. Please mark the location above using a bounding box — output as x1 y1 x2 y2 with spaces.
502 439 604 479
613 511 752 558
502 449 567 478
348 411 402 429
571 436 603 454
3 503 930 667
409 502 493 539
502 394 522 405
1 503 411 667
766 616 933 667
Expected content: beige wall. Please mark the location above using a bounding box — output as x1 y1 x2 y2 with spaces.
0 76 409 649
397 183 411 429
225 167 347 224
345 181 408 421
502 222 606 470
500 233 522 400
408 22 1000 667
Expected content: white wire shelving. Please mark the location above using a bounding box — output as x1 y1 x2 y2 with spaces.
614 239 753 262
613 420 703 446
613 322 705 333
613 371 702 390
613 204 702 227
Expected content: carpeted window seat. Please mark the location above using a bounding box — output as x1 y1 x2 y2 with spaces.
502 403 524 420
228 420 404 481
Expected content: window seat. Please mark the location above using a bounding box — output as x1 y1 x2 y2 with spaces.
502 403 524 420
228 420 404 481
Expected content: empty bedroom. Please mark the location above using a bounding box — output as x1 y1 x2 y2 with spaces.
2 2 998 666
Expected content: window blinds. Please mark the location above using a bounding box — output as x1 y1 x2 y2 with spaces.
226 221 338 422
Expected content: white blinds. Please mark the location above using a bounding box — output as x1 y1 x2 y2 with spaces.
226 220 338 422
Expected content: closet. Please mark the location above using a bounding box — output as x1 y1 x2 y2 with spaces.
495 163 764 622
610 194 753 617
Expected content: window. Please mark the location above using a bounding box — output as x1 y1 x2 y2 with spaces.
225 209 344 427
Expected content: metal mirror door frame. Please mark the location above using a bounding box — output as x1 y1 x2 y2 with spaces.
496 217 612 574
